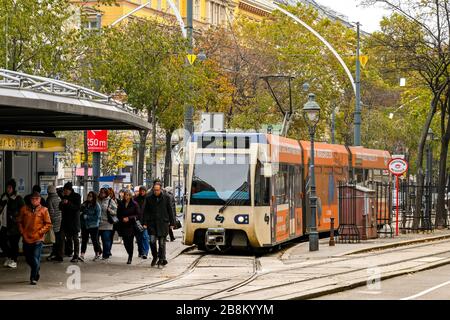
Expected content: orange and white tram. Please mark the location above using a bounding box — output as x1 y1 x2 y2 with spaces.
182 132 390 251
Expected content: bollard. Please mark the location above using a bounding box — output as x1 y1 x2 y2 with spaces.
329 217 335 246
362 214 368 240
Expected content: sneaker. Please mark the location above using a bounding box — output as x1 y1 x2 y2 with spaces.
30 280 37 285
7 261 17 269
161 260 168 266
93 255 101 261
101 257 109 261
70 257 78 263
151 258 157 267
142 255 147 259
3 258 11 267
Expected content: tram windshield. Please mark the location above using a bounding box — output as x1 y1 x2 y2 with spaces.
190 153 251 206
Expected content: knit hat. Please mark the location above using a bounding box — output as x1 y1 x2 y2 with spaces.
47 185 56 194
6 179 16 190
63 181 73 191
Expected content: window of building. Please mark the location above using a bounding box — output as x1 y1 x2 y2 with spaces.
83 18 100 31
194 0 200 20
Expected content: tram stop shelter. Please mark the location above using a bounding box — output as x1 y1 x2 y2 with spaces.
0 69 150 196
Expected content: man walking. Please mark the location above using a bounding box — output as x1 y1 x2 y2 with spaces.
17 192 52 285
134 186 149 259
59 182 81 263
143 182 174 267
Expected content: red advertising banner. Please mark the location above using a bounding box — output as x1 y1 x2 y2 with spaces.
87 130 108 152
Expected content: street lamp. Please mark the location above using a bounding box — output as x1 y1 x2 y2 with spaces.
303 93 321 252
159 159 165 186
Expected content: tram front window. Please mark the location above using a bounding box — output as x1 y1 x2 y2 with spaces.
190 154 251 206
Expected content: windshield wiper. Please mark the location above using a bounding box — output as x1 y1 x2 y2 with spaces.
218 181 249 213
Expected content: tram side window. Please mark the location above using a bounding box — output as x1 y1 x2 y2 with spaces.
255 161 270 206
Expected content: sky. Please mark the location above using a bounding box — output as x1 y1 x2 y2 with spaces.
315 0 392 33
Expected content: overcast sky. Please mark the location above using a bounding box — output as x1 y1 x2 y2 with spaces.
315 0 392 32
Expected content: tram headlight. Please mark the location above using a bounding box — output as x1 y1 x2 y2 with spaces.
192 213 205 223
234 214 249 224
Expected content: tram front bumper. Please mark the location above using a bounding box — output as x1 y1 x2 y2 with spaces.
205 228 226 246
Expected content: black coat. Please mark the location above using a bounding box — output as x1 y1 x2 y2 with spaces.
0 192 25 236
143 193 175 237
134 195 146 221
117 200 139 237
59 191 81 233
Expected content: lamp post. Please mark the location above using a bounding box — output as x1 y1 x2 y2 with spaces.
303 93 321 251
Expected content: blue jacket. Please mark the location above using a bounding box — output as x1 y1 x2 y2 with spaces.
80 202 101 229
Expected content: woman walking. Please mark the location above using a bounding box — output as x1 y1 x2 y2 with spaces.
80 191 102 261
117 190 139 264
98 188 117 260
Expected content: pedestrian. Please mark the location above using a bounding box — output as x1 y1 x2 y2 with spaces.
117 190 139 264
59 182 81 263
0 179 25 269
143 182 175 267
46 185 63 262
108 187 119 241
24 185 46 207
164 186 177 242
17 191 52 285
80 191 102 262
118 189 126 202
98 188 118 260
134 186 149 259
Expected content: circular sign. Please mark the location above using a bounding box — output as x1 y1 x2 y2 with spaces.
388 158 408 176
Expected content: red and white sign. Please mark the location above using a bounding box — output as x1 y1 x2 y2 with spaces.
87 130 108 152
388 158 408 176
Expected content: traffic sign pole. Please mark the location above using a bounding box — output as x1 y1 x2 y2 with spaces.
396 175 399 236
388 158 409 237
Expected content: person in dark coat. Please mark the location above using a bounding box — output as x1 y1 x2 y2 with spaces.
0 179 25 269
59 182 81 263
117 190 139 264
164 186 177 242
143 182 175 267
134 186 149 259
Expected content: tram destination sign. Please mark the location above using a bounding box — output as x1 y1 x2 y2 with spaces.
200 136 250 149
388 158 408 176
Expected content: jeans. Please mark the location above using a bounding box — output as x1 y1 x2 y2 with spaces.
81 228 101 255
62 230 80 258
99 230 113 259
136 229 149 256
50 231 63 259
150 235 167 261
23 241 43 282
0 227 20 262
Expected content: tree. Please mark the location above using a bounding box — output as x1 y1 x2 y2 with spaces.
364 0 450 228
101 131 133 175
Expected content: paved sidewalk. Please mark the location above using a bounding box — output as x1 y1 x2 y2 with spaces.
0 229 192 300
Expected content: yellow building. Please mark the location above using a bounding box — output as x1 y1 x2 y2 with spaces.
71 0 272 30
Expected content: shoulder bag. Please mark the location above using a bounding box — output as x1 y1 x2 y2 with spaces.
106 199 119 225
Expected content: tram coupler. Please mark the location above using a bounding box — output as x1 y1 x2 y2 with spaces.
205 228 226 246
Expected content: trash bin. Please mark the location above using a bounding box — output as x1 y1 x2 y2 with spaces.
355 186 377 239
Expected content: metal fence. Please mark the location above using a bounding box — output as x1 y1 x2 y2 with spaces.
367 182 394 237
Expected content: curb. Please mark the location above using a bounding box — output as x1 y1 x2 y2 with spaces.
281 232 450 261
285 256 450 300
342 233 450 256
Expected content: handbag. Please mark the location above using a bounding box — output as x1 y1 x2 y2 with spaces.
44 227 56 244
173 218 182 230
134 219 144 233
106 199 119 225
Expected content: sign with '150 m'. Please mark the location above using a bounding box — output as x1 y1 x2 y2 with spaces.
87 130 108 152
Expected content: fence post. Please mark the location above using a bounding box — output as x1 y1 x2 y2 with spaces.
362 213 367 240
329 217 335 246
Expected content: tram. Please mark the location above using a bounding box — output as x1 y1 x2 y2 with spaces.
182 132 390 251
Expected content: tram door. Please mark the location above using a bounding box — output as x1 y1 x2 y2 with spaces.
288 165 296 237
